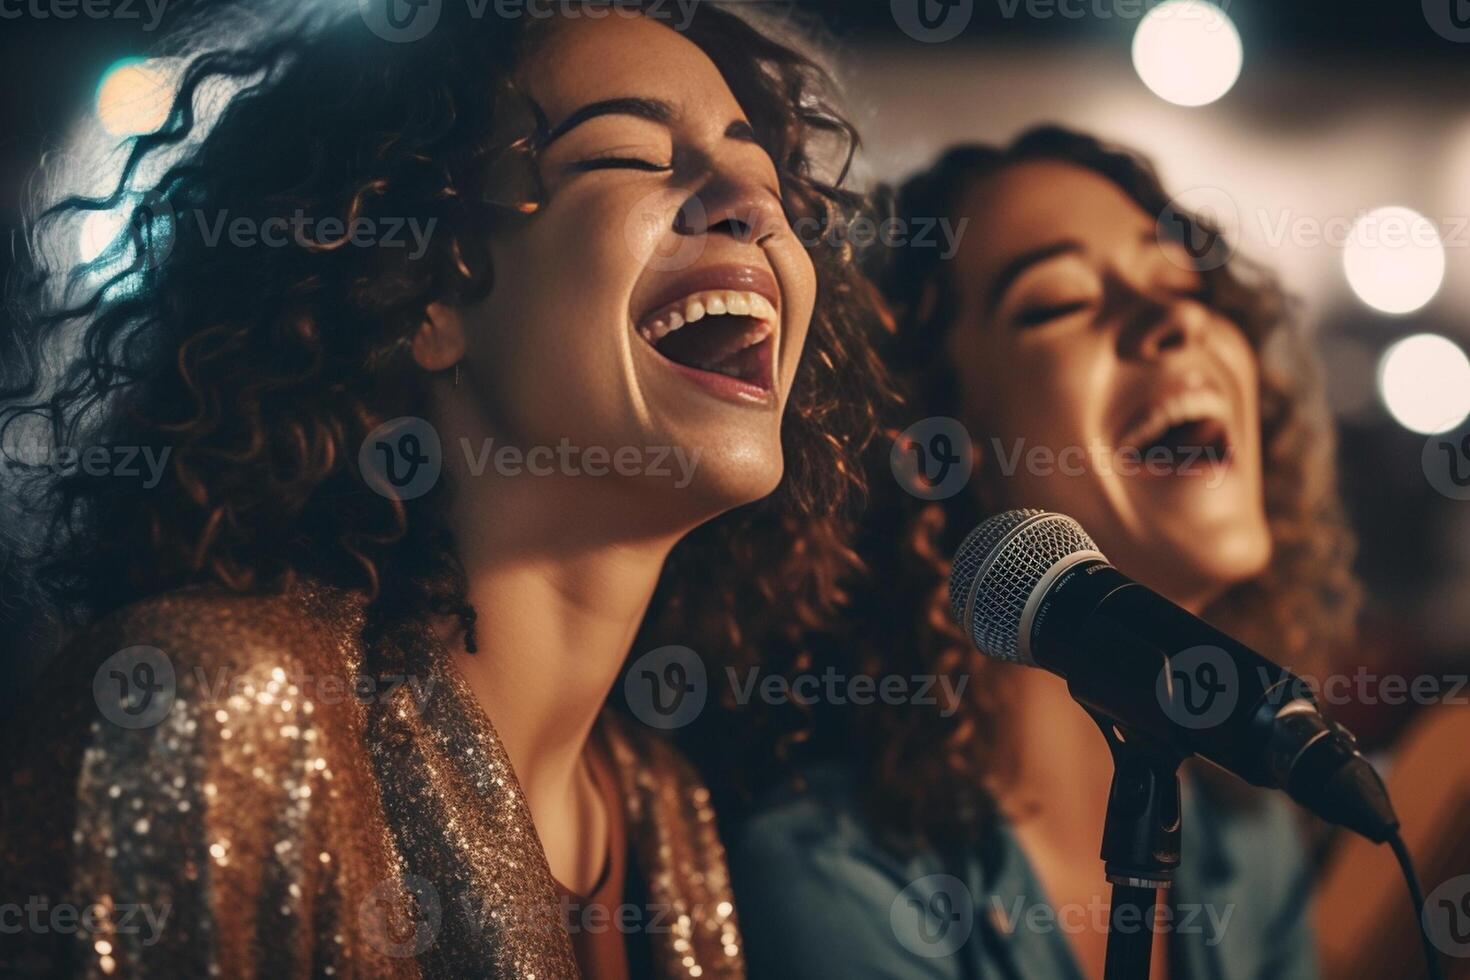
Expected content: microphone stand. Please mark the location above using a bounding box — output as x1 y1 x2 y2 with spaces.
1087 709 1184 980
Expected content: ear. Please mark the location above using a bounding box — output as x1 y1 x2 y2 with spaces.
411 302 467 374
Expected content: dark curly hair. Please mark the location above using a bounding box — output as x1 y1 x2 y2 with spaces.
0 0 898 760
842 126 1362 849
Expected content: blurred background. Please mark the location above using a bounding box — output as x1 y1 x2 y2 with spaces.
0 0 1465 975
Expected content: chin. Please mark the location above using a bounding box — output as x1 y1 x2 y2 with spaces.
673 441 786 517
1153 522 1274 608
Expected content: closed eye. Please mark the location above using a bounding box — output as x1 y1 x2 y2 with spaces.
1014 300 1093 328
565 156 673 174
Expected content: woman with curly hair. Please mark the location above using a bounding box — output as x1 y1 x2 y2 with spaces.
0 3 894 977
731 127 1359 979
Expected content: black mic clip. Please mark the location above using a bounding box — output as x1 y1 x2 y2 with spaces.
1086 707 1185 980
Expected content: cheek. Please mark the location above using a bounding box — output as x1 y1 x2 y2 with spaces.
1214 325 1264 424
983 338 1111 446
781 249 818 384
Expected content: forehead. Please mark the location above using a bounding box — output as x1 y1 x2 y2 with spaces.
520 14 743 124
952 160 1151 274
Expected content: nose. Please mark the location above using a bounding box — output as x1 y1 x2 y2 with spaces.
1117 292 1210 362
671 168 786 248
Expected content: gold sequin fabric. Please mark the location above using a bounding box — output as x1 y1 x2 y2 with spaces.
1 579 745 979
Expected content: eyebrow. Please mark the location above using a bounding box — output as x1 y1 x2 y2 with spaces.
984 239 1086 316
541 97 678 148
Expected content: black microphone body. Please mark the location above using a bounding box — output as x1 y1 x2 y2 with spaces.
952 510 1398 842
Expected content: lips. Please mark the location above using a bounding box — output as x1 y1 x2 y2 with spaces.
1116 383 1235 474
633 265 780 402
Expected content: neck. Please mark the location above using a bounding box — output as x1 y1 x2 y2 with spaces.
433 392 686 812
1002 666 1116 824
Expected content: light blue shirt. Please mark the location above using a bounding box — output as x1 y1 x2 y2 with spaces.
730 763 1317 980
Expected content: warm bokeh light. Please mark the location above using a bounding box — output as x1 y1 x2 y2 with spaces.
1343 206 1446 315
1376 333 1470 434
1131 1 1243 107
96 58 175 138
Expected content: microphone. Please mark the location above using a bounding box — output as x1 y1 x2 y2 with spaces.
948 509 1398 842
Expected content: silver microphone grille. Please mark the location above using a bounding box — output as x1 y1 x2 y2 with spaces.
948 510 1103 665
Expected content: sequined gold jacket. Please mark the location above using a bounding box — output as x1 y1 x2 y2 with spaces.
1 580 744 979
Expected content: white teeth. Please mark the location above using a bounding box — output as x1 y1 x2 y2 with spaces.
1120 390 1231 449
636 289 778 342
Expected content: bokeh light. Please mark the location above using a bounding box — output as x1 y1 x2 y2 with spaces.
1376 333 1470 434
1343 206 1446 315
1131 1 1243 107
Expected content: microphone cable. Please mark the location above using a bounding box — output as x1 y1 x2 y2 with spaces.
1389 832 1445 980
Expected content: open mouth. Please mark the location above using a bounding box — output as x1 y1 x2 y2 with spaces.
1118 390 1234 476
635 289 777 398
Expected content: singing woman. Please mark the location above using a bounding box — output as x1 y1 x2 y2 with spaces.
730 127 1359 979
0 3 893 976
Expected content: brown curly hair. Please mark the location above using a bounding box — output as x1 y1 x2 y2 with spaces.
844 126 1362 849
0 0 897 745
